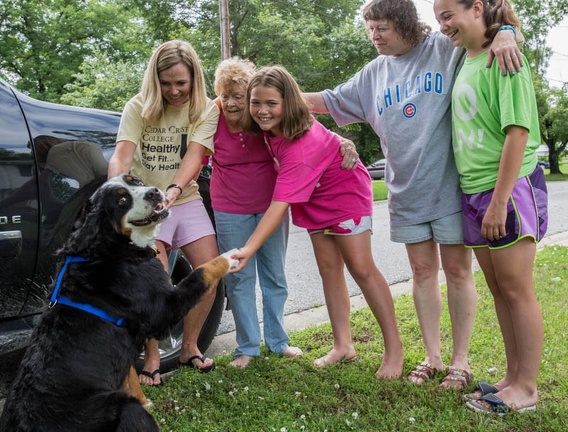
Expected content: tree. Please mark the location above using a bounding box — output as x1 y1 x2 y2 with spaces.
535 78 568 174
60 50 146 112
512 0 568 75
0 0 144 101
509 1 568 176
126 0 383 162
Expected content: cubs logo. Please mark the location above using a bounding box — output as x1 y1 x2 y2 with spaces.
402 103 416 119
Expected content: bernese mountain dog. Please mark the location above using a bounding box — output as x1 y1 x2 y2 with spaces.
0 174 238 432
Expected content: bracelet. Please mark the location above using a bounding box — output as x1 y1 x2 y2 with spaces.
166 183 183 194
498 25 516 39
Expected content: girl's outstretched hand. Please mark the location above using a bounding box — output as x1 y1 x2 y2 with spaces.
229 246 253 273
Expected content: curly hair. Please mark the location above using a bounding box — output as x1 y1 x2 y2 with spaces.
361 0 431 47
214 57 256 96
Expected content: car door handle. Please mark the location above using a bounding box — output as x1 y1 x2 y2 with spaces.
0 230 22 258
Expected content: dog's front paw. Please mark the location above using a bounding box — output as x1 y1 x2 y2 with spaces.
221 248 241 270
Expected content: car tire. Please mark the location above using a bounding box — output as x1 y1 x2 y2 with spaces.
135 252 226 373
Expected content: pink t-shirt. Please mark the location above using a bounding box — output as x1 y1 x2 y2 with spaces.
268 119 373 229
211 111 277 214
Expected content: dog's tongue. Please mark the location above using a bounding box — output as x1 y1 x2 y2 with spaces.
149 203 169 222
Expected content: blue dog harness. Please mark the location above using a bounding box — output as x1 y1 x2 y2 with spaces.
49 256 126 327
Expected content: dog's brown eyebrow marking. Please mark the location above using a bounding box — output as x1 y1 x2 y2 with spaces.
117 188 127 195
123 175 145 186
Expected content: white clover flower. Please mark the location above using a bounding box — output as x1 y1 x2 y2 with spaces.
352 412 358 419
487 367 498 373
334 383 340 390
300 414 306 420
203 382 211 391
195 391 201 398
280 428 287 432
345 419 351 426
409 417 416 424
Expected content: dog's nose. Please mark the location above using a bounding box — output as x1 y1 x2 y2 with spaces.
145 188 161 201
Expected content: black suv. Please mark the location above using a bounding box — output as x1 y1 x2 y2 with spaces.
0 78 224 372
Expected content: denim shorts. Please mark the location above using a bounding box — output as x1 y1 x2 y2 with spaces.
390 211 464 245
156 199 216 249
462 165 548 249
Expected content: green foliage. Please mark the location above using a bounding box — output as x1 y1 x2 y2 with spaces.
3 0 567 160
534 77 568 174
61 50 145 112
0 0 139 101
511 0 568 75
143 245 568 431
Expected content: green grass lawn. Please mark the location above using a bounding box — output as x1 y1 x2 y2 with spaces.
540 160 567 181
145 245 568 432
371 180 388 201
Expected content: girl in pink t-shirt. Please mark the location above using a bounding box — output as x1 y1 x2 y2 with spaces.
232 65 404 379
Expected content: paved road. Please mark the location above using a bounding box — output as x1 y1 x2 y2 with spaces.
2 180 567 412
216 180 568 334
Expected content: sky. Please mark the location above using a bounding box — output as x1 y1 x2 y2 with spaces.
413 0 568 88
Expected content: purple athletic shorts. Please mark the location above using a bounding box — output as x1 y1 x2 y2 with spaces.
461 165 548 249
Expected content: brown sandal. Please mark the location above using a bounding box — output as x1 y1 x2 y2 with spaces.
440 366 471 390
407 363 438 385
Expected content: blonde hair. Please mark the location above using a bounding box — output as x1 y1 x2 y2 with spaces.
243 66 313 141
214 57 256 96
140 40 207 124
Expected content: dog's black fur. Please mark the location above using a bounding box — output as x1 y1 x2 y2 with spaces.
0 174 234 432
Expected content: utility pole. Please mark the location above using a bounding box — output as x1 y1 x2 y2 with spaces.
219 0 230 59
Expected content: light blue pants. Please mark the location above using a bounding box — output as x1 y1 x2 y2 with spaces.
214 210 291 357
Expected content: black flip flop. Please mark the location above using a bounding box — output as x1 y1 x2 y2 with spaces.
464 380 498 400
179 355 215 373
139 368 163 386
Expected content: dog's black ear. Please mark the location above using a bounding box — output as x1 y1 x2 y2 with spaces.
72 194 95 231
60 191 106 256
